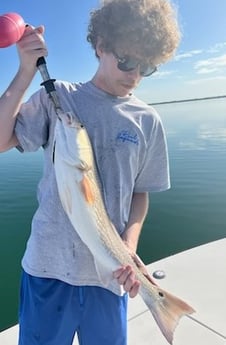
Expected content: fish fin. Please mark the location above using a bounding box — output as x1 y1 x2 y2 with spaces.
140 286 195 344
80 175 95 204
94 259 112 287
131 253 158 286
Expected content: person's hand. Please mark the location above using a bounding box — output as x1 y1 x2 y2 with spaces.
16 25 47 77
113 265 140 298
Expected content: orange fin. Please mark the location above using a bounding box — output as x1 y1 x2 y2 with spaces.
141 286 195 344
80 175 95 204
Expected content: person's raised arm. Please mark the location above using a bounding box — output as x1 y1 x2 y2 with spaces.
0 25 47 152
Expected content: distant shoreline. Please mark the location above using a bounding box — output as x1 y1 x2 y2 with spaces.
150 95 226 106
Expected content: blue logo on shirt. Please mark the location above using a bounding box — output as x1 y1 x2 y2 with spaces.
116 130 139 145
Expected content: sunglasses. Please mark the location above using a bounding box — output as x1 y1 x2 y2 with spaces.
112 52 157 77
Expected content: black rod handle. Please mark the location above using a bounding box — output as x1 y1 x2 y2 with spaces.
36 55 62 113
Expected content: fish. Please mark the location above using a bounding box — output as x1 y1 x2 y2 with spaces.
53 112 195 345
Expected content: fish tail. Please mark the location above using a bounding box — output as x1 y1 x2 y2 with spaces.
140 286 195 344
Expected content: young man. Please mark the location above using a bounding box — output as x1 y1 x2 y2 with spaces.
0 0 180 344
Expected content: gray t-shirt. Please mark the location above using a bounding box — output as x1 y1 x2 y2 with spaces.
15 80 170 295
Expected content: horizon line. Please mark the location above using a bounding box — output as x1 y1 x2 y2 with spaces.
150 95 226 106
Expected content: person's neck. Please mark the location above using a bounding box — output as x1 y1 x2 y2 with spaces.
91 73 113 95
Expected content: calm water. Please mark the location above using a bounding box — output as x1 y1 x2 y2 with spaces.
0 99 226 331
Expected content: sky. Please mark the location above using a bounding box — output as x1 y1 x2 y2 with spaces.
0 0 225 103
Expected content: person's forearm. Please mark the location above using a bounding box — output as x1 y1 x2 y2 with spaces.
121 192 149 253
0 68 35 151
0 25 47 152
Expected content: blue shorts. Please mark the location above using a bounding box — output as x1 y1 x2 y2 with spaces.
18 270 128 345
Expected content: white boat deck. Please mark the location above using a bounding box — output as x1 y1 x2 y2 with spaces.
1 238 225 344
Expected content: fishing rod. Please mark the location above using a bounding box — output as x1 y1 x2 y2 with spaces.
36 56 63 116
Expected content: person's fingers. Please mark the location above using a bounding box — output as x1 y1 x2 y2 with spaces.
128 280 140 298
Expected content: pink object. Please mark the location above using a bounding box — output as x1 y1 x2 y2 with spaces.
0 12 25 48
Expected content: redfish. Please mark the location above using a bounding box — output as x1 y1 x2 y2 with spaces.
53 112 195 344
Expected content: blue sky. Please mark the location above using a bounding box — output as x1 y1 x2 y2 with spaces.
0 0 225 103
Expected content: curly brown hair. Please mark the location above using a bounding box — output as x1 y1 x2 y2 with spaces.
87 0 180 66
